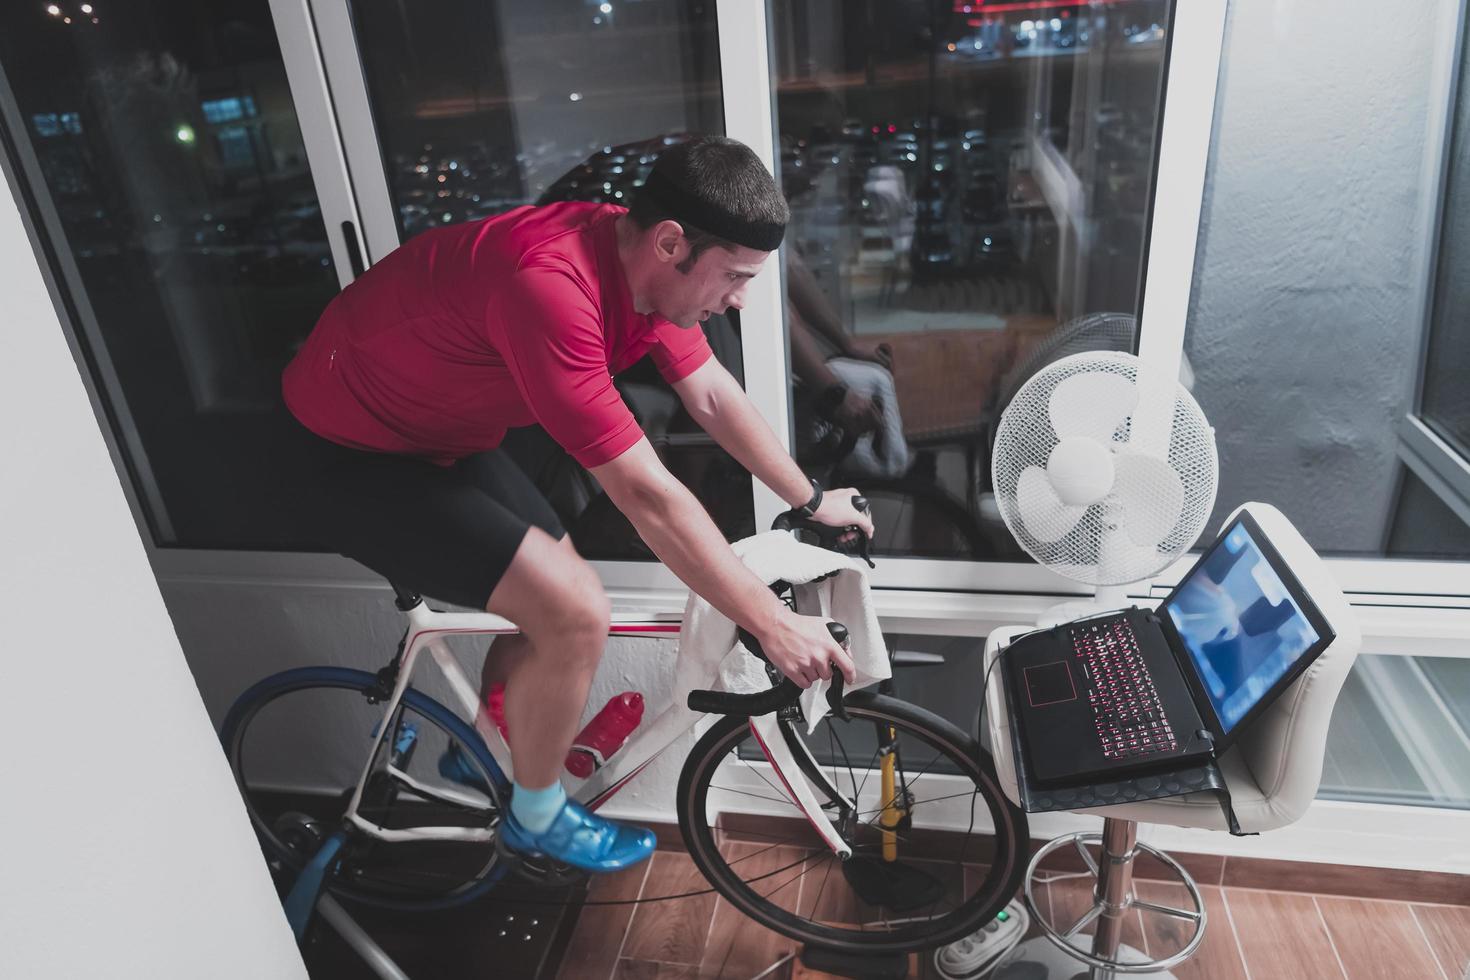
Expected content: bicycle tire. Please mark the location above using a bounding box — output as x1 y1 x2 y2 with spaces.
220 666 511 912
676 690 1027 954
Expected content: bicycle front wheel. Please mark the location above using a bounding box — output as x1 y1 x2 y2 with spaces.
676 691 1027 954
220 666 509 912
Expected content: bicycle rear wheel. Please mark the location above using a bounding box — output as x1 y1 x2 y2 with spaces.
676 691 1027 954
220 666 509 912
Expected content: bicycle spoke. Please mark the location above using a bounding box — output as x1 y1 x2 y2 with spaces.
725 837 802 871
718 826 817 848
807 851 838 927
707 784 799 808
828 725 841 801
735 746 806 808
848 740 885 816
750 859 813 904
851 788 990 820
854 747 954 832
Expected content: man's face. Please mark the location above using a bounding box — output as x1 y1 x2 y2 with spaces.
658 241 770 328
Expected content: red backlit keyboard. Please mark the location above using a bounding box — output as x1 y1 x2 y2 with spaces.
1069 617 1177 760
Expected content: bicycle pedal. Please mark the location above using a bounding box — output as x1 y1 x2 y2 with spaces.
494 829 587 889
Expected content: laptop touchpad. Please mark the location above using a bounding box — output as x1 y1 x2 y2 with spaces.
1024 661 1077 707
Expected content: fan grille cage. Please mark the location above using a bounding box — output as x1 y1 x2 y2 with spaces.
992 351 1218 585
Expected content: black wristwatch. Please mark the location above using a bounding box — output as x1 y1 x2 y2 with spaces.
797 478 824 518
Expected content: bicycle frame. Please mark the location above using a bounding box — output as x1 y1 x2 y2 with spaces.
339 599 858 857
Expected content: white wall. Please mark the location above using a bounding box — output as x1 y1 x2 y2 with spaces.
0 175 305 977
1187 0 1449 547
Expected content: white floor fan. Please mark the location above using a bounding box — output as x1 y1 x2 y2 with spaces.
991 350 1219 625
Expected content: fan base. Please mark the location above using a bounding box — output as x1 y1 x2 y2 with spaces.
1038 590 1132 627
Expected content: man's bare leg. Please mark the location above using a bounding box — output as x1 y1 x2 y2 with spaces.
479 633 532 705
481 529 656 869
485 530 607 787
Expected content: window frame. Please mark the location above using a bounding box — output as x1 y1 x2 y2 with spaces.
1398 0 1470 528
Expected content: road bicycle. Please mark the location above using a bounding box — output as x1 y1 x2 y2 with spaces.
220 511 1028 957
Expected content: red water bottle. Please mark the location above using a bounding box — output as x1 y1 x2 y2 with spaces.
485 682 511 745
565 692 644 777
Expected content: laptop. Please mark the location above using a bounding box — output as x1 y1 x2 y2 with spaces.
1004 510 1338 788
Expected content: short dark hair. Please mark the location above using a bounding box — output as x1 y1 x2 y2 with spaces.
628 135 789 272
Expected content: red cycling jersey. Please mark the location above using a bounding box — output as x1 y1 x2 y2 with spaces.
283 202 712 468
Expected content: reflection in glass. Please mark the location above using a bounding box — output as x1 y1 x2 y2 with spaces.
771 0 1169 560
349 1 750 559
0 0 340 548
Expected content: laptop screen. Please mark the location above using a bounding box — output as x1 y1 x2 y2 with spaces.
1159 514 1330 735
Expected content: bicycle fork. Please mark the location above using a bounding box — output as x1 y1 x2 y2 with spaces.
750 713 854 859
878 721 909 862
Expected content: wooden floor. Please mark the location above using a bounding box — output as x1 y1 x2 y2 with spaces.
556 851 1470 980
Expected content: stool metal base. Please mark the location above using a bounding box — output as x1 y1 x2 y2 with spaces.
1020 820 1207 977
994 938 1175 980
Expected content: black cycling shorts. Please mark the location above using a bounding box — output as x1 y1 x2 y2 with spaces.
288 418 565 610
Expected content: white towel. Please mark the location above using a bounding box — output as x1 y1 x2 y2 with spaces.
673 530 890 731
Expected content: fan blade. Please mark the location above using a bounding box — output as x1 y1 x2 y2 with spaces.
1048 371 1138 443
1018 465 1087 543
1096 528 1166 585
1112 452 1185 547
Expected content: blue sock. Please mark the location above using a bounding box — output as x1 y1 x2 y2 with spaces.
511 781 567 834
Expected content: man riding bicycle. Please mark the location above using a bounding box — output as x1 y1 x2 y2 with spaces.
282 136 872 874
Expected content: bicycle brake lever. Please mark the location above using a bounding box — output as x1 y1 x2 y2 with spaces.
721 622 851 719
772 498 875 569
825 621 850 722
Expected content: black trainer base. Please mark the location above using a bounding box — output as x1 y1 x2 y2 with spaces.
800 944 910 979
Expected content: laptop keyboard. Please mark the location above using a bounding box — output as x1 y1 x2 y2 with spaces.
1070 617 1178 760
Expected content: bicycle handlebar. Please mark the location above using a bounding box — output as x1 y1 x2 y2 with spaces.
771 496 875 569
685 495 871 718
685 622 849 718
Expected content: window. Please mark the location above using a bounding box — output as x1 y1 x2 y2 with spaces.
0 0 340 549
31 111 80 137
769 0 1174 561
201 95 257 125
214 125 257 171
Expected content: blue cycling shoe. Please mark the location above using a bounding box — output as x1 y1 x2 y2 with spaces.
497 798 656 873
437 743 490 795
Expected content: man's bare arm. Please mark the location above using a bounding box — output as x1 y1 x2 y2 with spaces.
591 438 854 686
671 359 874 536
